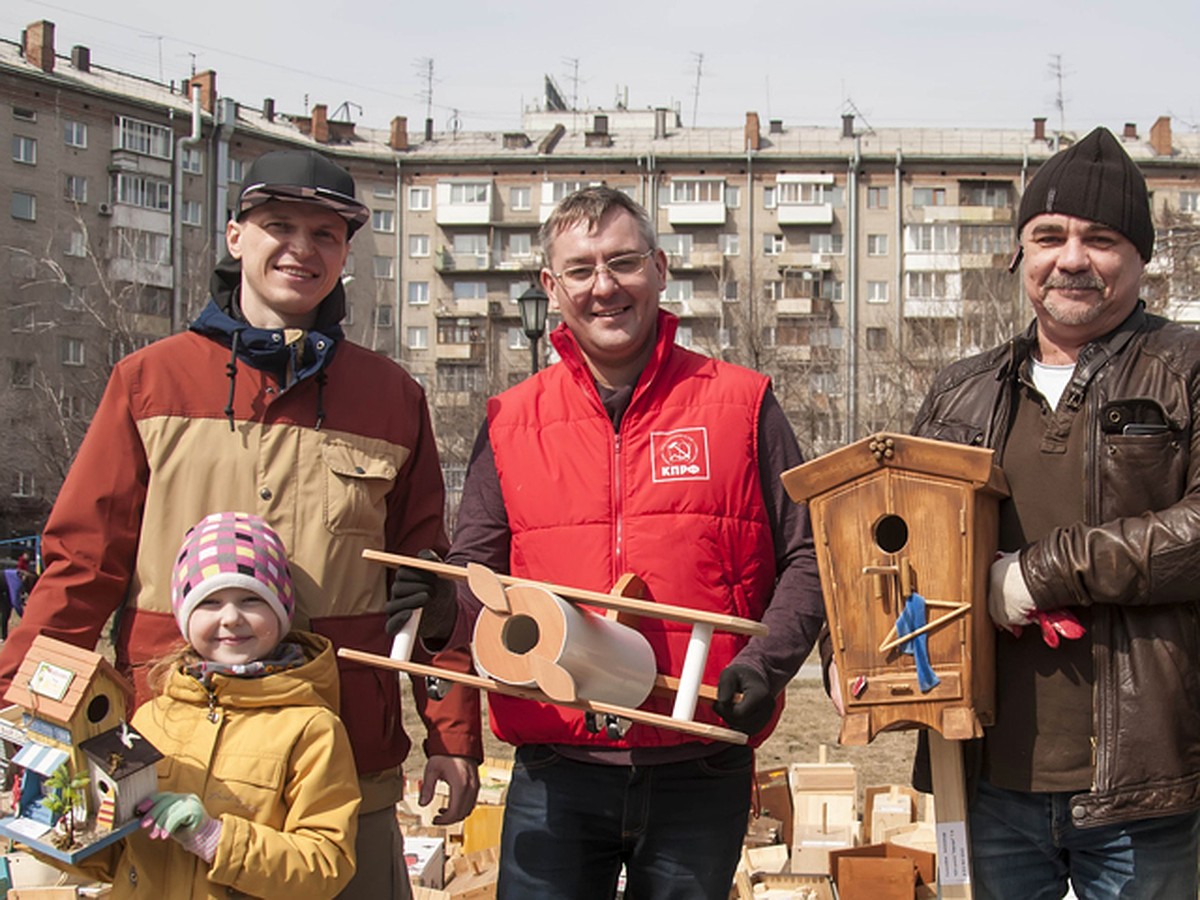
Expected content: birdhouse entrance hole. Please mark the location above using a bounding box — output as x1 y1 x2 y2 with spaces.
502 615 540 654
873 514 909 554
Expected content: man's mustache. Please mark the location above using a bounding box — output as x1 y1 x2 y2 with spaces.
1044 274 1106 291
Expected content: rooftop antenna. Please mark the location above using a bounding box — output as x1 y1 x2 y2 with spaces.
843 97 875 136
139 33 164 82
563 57 580 110
332 101 363 122
415 58 435 123
690 52 704 127
187 51 197 78
1048 53 1068 150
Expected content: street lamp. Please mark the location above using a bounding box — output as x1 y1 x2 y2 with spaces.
517 285 549 375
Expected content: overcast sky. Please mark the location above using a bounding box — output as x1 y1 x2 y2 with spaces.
5 0 1197 137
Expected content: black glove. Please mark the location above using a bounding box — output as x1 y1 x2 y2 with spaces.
712 664 775 735
385 550 457 643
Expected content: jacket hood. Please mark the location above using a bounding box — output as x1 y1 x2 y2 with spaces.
163 630 341 714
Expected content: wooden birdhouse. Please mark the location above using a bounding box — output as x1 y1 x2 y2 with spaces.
0 635 159 863
782 433 1008 745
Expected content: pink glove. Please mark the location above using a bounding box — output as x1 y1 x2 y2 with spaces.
1012 609 1087 648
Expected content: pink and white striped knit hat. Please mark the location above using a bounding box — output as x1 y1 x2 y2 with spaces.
170 512 295 637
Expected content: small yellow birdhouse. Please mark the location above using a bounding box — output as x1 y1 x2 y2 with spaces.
782 433 1008 745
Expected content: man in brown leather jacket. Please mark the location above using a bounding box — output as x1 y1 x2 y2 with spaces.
912 127 1200 898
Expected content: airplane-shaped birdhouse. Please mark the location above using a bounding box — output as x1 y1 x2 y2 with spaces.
0 635 161 863
782 433 1008 745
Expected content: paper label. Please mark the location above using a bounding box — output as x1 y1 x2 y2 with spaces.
936 820 971 885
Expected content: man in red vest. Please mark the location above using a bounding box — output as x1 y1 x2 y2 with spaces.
389 186 825 899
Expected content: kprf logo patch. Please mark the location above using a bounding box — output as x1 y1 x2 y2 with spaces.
650 427 710 483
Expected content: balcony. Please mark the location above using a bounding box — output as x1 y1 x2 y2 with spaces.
667 202 727 226
435 249 490 272
665 250 725 271
660 295 722 318
918 205 1013 224
903 298 961 319
776 297 814 316
777 203 834 226
436 342 486 362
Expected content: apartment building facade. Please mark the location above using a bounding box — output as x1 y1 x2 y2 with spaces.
3 19 1199 532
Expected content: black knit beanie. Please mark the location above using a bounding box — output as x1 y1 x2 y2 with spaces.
1017 127 1154 262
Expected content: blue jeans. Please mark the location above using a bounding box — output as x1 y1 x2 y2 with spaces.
497 743 753 900
969 776 1200 899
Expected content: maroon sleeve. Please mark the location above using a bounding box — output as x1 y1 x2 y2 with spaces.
0 362 148 693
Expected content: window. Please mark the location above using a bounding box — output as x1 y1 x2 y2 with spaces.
181 200 202 226
226 157 245 182
1180 192 1200 213
821 279 844 302
61 337 85 367
867 281 889 303
12 106 36 122
11 192 36 221
906 224 959 253
58 392 86 419
436 365 485 393
719 233 739 256
374 305 393 327
342 256 355 276
64 175 88 204
408 186 432 210
12 472 35 499
64 120 87 148
670 179 723 204
723 280 738 302
453 282 487 301
675 325 694 348
510 186 532 210
373 256 395 279
906 271 955 300
112 227 170 264
660 234 693 261
407 281 430 305
449 182 489 204
508 233 532 258
118 116 173 159
867 186 888 209
181 146 203 174
453 234 489 261
778 182 839 205
866 327 888 351
764 234 785 255
912 187 947 207
115 173 171 212
12 136 36 164
372 209 395 233
725 185 741 209
65 231 87 258
960 225 1011 254
508 327 530 351
552 180 590 203
438 319 484 345
960 182 1011 208
11 360 33 389
866 234 888 256
409 234 430 257
663 280 694 302
373 185 396 199
509 281 533 301
407 326 429 350
810 233 844 255
763 186 776 209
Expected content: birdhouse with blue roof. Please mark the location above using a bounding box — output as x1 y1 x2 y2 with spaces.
0 635 160 862
782 433 1008 745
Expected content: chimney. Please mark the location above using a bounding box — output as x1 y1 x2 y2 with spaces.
23 20 55 73
262 98 275 122
1122 122 1138 140
311 104 329 143
744 112 761 151
425 117 434 141
184 70 217 113
841 114 855 138
70 45 90 72
654 107 668 140
389 116 409 151
1149 116 1172 156
1033 117 1047 141
769 119 783 135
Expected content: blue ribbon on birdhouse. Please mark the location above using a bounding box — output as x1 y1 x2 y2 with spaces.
896 592 940 692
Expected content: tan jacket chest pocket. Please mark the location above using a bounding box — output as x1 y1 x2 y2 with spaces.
210 752 287 825
322 441 398 536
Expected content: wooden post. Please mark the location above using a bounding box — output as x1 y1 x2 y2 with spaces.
927 732 973 899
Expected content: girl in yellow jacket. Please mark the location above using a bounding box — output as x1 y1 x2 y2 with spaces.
75 511 361 898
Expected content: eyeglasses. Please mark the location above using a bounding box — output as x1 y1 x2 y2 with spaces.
551 249 655 293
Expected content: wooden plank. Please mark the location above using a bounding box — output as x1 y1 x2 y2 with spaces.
927 732 973 899
362 550 768 637
337 648 748 745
